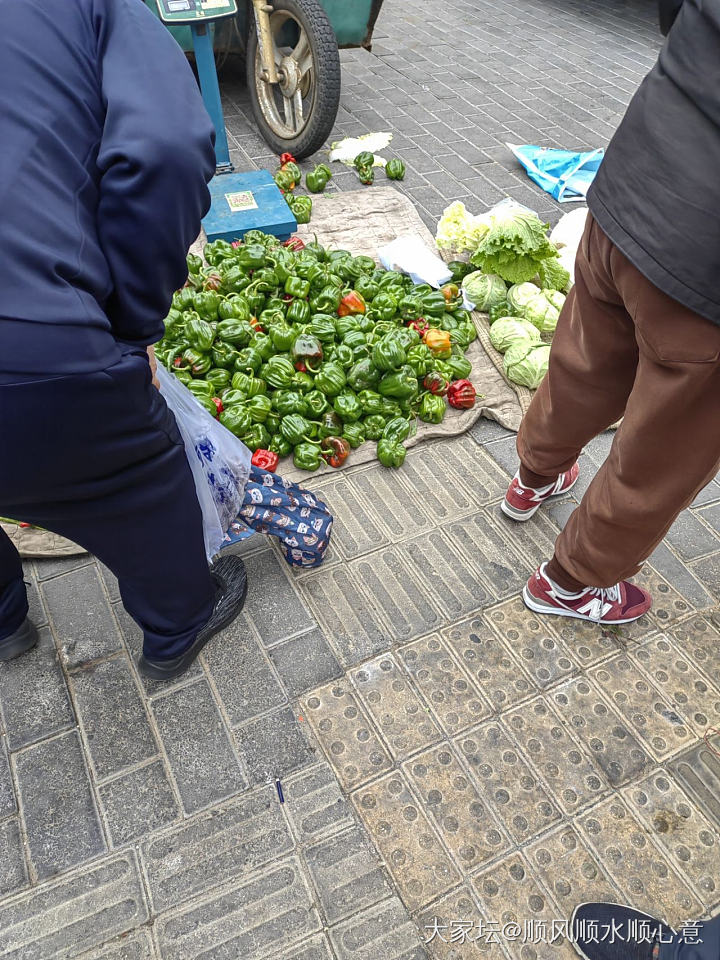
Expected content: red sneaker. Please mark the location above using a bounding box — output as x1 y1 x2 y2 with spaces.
523 563 652 624
501 463 580 521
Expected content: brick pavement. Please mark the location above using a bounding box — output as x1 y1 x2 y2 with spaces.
2 0 720 957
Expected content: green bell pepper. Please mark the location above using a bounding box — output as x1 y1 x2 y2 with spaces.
293 370 314 393
363 414 387 440
303 237 327 261
206 368 232 393
368 292 397 321
420 290 447 318
261 356 295 389
232 372 267 396
332 344 354 369
385 158 406 181
355 277 379 302
284 275 311 299
293 442 321 471
219 264 252 294
342 330 367 352
193 291 221 321
217 294 251 322
269 435 292 458
318 410 343 440
280 414 314 446
394 326 421 351
304 389 329 417
245 290 266 315
342 422 366 448
419 393 446 424
334 315 360 338
211 342 240 370
187 379 213 399
378 366 419 402
273 390 308 417
268 323 297 352
185 315 214 353
306 164 332 193
348 358 380 391
287 194 312 224
182 349 211 377
357 390 401 418
217 319 253 346
309 314 337 342
444 355 473 380
203 239 234 266
236 243 266 271
371 336 407 372
243 424 272 452
265 410 280 435
398 295 422 321
251 334 274 361
314 362 346 397
310 285 342 314
235 346 263 373
382 417 413 443
246 395 273 423
194 393 220 418
220 406 252 437
187 253 203 275
406 344 432 378
333 390 362 423
286 299 311 325
377 438 406 468
219 389 246 407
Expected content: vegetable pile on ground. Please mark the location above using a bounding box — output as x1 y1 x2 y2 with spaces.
156 230 479 472
437 201 571 390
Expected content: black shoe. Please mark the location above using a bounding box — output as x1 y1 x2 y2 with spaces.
0 619 38 661
138 555 248 681
571 902 675 960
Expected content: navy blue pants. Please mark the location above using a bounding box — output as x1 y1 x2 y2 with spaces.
0 348 215 659
663 914 720 959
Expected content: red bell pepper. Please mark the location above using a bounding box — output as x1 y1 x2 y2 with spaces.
423 371 449 396
447 379 477 409
251 449 280 472
408 317 430 337
211 397 224 417
283 236 305 251
321 436 351 468
338 291 366 317
279 152 296 167
203 272 222 292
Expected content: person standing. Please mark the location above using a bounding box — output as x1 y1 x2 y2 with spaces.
0 0 247 680
502 0 720 624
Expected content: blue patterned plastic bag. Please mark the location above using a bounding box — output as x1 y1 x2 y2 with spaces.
507 143 603 202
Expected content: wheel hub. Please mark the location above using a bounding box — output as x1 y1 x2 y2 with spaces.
277 55 301 96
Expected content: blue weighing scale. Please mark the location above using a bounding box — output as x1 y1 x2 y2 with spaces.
156 0 296 242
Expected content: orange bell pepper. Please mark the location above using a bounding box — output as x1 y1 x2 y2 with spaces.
424 328 452 357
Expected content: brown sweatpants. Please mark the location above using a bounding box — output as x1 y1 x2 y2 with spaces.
517 214 720 591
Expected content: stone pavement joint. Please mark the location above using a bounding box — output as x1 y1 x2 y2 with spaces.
1 0 720 956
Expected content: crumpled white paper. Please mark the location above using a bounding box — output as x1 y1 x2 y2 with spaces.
378 235 452 288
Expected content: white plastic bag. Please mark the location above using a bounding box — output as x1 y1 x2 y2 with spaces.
156 366 251 561
378 235 452 288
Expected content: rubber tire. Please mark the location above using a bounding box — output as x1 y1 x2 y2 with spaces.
246 0 341 160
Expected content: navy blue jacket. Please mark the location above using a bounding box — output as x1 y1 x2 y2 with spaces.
0 0 216 375
588 0 720 326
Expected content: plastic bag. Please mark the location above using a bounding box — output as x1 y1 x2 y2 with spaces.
223 465 333 568
156 365 251 561
507 144 603 202
378 235 452 288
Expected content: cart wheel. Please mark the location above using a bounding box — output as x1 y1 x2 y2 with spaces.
246 0 340 160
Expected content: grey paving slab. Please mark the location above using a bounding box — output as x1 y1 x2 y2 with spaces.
0 737 16 818
234 704 316 786
303 823 392 924
269 933 335 960
282 762 355 843
154 856 321 960
33 555 93 582
141 784 292 913
14 729 105 880
664 511 720 562
268 628 343 699
75 929 156 960
0 852 147 960
689 551 720 600
71 657 157 780
646 545 715 611
151 679 246 815
113 601 203 695
0 819 27 898
243 549 315 645
329 895 428 960
0 627 74 751
99 760 181 847
668 735 720 833
202 617 286 725
24 577 48 629
42 565 122 668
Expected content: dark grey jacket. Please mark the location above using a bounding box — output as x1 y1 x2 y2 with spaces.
587 0 720 326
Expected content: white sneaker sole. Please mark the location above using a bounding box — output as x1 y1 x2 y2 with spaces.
501 473 578 522
522 585 647 625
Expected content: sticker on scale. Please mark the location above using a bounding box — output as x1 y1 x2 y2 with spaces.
225 191 258 213
201 0 231 8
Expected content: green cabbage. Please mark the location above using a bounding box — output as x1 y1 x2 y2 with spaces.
470 207 558 284
503 342 551 389
489 317 541 353
462 271 507 311
524 293 560 334
543 289 566 313
507 282 540 315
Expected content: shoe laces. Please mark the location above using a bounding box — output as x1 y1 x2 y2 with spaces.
578 583 622 620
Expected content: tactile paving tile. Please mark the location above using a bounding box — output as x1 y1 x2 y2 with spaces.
402 531 488 623
443 617 536 714
490 509 559 573
352 468 434 542
668 617 720 689
590 656 691 760
317 478 389 560
635 567 693 625
577 796 702 924
301 566 389 667
351 656 442 760
470 853 576 960
526 825 620 915
668 736 720 832
632 635 720 737
457 722 562 844
403 744 512 874
352 772 460 910
549 617 639 669
398 635 491 736
503 698 609 816
551 677 652 787
623 769 720 909
401 445 477 523
352 547 443 644
431 436 510 506
417 886 506 959
486 598 577 689
329 896 427 960
302 681 392 791
446 513 530 600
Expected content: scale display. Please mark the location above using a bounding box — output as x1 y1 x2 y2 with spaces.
156 0 237 25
